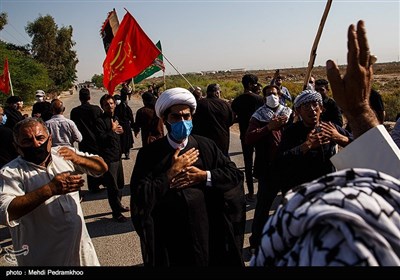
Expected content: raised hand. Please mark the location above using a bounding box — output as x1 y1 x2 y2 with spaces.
326 20 379 138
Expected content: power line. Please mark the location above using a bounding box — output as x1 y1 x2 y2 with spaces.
8 22 31 44
0 29 26 46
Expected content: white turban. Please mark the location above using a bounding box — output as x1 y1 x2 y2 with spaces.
155 87 197 118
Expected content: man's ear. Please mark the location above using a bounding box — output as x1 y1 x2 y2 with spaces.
48 135 52 147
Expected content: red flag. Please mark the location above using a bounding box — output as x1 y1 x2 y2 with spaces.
0 59 10 95
103 11 161 95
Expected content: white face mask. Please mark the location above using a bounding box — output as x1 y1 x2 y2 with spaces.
1 114 7 125
36 97 44 102
116 100 121 106
266 94 280 108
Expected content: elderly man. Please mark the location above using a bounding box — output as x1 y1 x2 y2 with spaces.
277 89 353 192
0 118 108 266
130 87 245 267
46 99 83 147
252 20 400 267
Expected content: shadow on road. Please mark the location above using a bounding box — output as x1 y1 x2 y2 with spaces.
228 151 243 157
85 217 135 239
81 185 131 202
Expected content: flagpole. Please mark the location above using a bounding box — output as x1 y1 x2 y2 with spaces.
131 77 135 95
163 71 166 91
161 53 193 90
303 0 333 90
8 68 14 96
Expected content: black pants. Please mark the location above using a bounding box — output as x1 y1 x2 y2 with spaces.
87 175 103 191
103 160 125 217
249 175 280 250
240 139 255 195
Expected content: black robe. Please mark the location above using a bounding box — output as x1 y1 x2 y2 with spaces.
130 135 245 267
115 102 134 155
192 96 235 156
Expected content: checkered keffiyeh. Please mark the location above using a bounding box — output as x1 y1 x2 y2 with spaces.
251 168 400 266
252 104 292 123
293 89 322 109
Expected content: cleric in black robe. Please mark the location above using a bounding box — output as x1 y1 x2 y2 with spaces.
130 87 245 267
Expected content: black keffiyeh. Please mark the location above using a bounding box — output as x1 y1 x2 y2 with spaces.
251 168 400 266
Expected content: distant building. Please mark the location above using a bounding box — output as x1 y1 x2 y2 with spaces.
186 72 203 76
201 71 217 75
230 68 245 73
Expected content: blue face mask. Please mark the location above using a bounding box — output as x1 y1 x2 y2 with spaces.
169 120 193 141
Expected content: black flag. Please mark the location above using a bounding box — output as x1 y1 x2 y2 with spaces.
100 9 120 53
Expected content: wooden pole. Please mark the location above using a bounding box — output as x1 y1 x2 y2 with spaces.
303 0 333 90
162 53 193 90
8 67 14 96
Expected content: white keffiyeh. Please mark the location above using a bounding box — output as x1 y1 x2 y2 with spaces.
251 168 400 266
155 87 197 118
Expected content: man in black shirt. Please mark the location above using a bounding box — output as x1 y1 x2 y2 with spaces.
231 74 264 201
32 90 52 122
96 94 129 223
70 88 103 193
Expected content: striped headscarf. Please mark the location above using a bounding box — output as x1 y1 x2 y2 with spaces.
293 89 323 109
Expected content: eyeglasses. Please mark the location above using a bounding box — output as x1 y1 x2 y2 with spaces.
301 102 320 112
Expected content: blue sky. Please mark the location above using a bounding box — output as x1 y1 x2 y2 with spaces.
1 0 399 82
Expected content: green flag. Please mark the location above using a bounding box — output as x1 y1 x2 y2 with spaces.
133 41 164 84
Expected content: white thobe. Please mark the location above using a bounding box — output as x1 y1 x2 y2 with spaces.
0 147 101 266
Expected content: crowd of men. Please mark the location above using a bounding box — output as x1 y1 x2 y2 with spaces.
1 19 400 267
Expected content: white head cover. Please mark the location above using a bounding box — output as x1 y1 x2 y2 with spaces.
35 90 45 97
155 87 197 118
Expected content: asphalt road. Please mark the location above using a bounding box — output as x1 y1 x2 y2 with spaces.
0 88 262 267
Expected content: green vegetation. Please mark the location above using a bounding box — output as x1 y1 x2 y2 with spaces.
2 7 396 121
0 12 78 106
91 74 104 88
138 62 399 121
26 15 78 92
0 41 51 106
